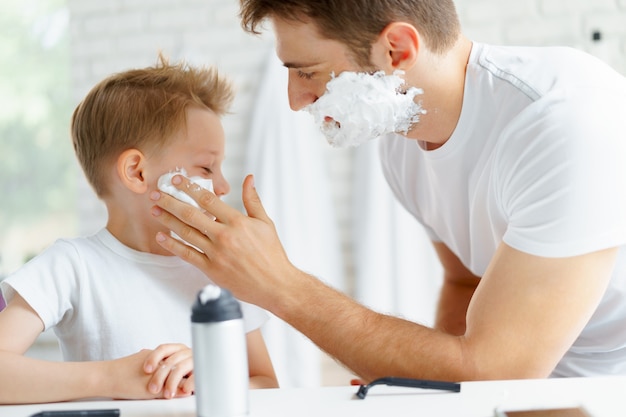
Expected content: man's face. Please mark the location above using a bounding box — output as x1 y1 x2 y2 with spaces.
273 17 425 148
273 16 359 112
150 107 230 197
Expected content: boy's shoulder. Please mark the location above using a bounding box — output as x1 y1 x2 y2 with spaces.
44 229 108 258
4 230 108 280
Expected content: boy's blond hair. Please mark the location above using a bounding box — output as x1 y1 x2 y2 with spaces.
71 55 234 198
239 0 461 67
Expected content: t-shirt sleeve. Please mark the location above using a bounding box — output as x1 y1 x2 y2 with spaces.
240 301 269 333
498 93 626 257
0 240 79 330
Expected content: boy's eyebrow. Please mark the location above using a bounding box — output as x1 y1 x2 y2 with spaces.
199 151 221 159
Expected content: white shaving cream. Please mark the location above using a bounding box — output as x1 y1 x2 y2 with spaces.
157 168 215 250
158 167 214 208
303 70 425 148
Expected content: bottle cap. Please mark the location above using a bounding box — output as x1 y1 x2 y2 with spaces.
191 285 243 323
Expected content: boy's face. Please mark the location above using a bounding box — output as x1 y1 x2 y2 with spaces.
150 106 230 197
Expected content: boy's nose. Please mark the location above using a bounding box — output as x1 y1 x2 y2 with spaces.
212 176 230 197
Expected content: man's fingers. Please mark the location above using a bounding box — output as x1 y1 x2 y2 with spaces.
170 174 236 223
242 174 271 222
153 227 210 267
151 191 217 256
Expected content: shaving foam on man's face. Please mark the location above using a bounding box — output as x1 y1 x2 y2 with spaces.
303 70 425 148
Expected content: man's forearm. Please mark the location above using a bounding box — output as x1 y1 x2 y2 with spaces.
271 271 473 382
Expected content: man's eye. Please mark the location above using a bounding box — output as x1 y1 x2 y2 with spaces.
297 70 314 80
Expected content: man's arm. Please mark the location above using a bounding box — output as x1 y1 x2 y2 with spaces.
432 242 481 336
273 244 616 382
151 174 617 382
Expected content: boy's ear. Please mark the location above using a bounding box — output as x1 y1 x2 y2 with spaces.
116 148 148 194
376 22 419 70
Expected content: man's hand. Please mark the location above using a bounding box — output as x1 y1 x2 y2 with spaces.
150 174 296 309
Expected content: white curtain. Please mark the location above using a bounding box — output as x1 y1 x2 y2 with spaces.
351 139 443 326
244 52 345 388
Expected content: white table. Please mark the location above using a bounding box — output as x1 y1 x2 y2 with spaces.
2 376 625 417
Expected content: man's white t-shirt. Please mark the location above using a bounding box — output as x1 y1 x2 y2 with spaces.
381 42 626 377
1 228 267 361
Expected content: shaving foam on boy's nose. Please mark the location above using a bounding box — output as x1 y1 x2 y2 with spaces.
158 167 214 208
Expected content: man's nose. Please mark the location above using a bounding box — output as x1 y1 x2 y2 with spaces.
287 78 319 111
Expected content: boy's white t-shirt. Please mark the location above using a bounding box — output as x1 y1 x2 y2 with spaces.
381 42 626 377
1 228 267 361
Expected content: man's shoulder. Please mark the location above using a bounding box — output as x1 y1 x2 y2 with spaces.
474 42 626 99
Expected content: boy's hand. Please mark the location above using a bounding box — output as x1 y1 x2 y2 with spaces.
142 343 194 398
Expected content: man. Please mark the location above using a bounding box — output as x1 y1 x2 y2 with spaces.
150 0 626 382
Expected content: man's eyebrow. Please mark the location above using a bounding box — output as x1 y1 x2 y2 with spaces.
282 61 317 69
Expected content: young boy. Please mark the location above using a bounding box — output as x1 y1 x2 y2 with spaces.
0 56 278 404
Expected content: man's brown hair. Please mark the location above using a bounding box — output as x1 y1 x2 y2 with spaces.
239 0 461 66
71 55 234 197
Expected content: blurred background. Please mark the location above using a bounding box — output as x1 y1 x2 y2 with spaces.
1 0 625 388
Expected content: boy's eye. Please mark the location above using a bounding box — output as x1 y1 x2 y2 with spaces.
297 70 314 80
202 167 213 175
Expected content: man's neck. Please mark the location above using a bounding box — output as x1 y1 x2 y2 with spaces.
404 36 472 148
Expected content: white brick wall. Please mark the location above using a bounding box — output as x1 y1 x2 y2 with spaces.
457 0 626 72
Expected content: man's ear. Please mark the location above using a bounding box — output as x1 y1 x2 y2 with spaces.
377 22 419 70
116 148 148 194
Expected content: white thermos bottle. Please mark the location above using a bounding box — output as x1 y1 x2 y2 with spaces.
191 284 249 417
